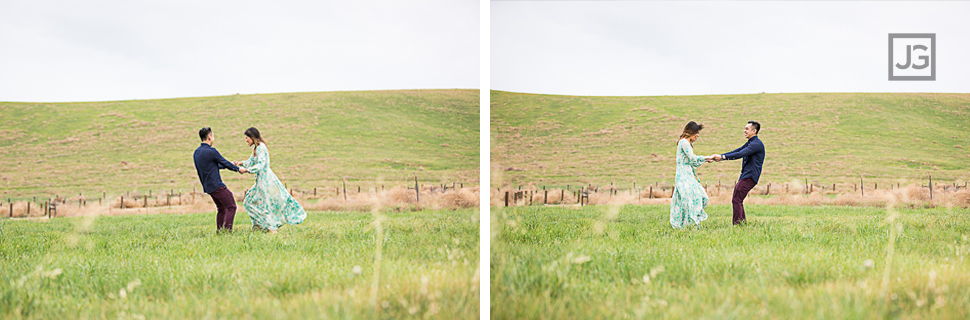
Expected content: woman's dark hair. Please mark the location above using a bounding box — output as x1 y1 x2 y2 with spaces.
244 127 266 153
678 121 704 143
199 127 212 141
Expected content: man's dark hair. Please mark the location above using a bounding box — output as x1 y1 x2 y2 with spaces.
747 121 761 134
199 127 212 141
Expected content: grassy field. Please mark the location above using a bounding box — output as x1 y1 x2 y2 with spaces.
491 204 970 319
0 208 479 319
0 89 479 200
491 90 970 188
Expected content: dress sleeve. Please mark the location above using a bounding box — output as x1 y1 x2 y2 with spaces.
245 144 269 174
240 150 256 168
680 139 706 167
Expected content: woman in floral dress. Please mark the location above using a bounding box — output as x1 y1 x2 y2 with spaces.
670 121 715 228
233 127 306 233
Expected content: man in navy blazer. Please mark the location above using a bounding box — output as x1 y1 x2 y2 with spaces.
193 127 247 232
712 121 765 225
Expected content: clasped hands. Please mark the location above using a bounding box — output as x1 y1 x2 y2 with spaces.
232 161 249 174
705 154 724 163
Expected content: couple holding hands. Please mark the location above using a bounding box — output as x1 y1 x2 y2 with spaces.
193 127 306 233
670 121 765 228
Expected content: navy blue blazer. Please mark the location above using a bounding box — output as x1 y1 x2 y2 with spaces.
193 143 240 194
722 136 766 184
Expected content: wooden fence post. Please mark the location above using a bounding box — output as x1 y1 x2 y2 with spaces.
414 175 419 203
929 175 933 200
505 192 509 207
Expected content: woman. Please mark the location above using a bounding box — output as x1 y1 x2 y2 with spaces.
233 127 306 233
670 121 715 228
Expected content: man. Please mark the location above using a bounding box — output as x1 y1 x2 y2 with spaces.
193 127 248 232
712 121 765 225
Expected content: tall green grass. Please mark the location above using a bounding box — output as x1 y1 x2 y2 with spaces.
0 208 479 319
491 204 970 319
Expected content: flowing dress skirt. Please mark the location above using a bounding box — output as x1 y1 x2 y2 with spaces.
670 138 709 228
241 143 306 230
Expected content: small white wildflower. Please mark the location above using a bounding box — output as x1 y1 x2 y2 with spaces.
43 268 63 279
127 278 142 292
572 255 592 264
352 265 363 275
650 265 665 278
863 259 875 268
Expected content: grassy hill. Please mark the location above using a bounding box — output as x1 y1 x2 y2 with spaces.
0 89 479 200
491 90 970 188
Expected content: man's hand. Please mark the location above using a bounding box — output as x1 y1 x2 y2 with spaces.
239 168 249 174
713 154 722 162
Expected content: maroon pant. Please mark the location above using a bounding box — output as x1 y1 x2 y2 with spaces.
209 186 236 230
732 178 757 225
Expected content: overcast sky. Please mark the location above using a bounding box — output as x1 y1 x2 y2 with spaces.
0 0 479 102
492 1 970 96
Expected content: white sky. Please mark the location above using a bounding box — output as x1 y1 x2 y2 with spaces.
0 0 479 102
492 1 970 96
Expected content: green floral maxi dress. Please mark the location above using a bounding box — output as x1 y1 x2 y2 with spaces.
240 143 307 230
670 138 709 228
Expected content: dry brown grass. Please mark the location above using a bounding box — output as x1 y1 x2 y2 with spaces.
308 186 480 212
493 184 970 209
1 186 480 219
